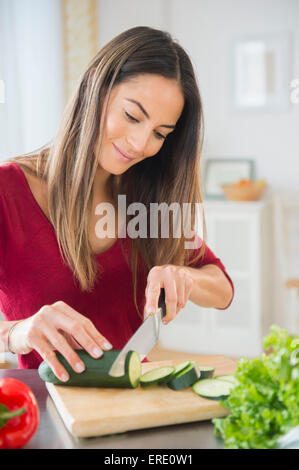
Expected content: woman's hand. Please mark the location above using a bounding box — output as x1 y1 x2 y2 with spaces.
9 301 113 382
144 265 194 324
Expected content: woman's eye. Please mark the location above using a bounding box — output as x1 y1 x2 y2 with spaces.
125 111 139 123
155 131 166 141
125 111 166 140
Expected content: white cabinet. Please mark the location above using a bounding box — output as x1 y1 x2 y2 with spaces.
159 199 274 358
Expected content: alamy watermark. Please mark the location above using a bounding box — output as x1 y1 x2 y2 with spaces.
94 196 203 249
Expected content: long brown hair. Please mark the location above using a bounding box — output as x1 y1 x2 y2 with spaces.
5 26 206 318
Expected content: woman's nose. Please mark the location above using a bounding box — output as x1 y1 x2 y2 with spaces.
126 130 150 156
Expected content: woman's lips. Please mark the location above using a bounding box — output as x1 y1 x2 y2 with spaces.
113 144 135 162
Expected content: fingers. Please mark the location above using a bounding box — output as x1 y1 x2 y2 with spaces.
26 315 86 381
41 322 87 375
33 336 71 382
145 266 176 322
145 279 162 315
161 267 177 323
26 302 114 381
47 302 113 358
176 268 187 313
60 331 83 350
144 265 194 325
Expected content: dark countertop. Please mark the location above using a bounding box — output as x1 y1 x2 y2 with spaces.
0 369 225 449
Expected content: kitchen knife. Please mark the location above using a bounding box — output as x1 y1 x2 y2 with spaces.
108 288 166 377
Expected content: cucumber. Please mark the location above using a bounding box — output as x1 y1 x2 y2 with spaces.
38 350 141 388
167 361 201 391
198 366 215 379
172 361 191 376
215 374 238 385
139 366 175 387
192 378 234 400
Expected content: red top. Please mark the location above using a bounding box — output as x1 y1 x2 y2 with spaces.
0 163 234 369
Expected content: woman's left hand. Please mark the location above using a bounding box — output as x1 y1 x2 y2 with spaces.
144 265 194 324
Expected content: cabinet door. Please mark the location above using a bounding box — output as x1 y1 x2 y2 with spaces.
158 300 211 354
159 209 263 357
206 211 262 357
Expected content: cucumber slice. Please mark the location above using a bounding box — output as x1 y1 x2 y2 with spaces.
140 366 175 387
38 350 141 388
198 366 215 379
192 378 234 400
215 374 238 385
172 361 191 376
167 362 201 391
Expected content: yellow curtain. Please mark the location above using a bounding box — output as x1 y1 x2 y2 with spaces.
61 0 98 101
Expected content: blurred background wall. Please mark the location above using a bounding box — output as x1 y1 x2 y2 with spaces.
0 0 64 157
1 0 298 189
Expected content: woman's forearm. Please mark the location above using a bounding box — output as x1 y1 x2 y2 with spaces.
183 264 233 309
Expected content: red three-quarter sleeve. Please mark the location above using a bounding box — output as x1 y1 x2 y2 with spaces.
186 232 234 310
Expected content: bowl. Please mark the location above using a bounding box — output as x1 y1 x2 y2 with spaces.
221 180 267 201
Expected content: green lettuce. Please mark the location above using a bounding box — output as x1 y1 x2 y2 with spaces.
212 325 299 449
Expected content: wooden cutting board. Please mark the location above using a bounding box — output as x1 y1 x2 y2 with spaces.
46 354 236 438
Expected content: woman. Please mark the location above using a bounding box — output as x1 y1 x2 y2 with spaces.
0 26 233 382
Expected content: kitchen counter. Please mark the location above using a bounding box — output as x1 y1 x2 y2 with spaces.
0 369 226 449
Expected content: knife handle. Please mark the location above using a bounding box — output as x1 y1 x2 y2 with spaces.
158 288 166 319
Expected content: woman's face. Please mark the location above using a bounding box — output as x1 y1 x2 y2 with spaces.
96 74 185 175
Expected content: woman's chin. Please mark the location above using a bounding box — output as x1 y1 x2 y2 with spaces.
98 162 129 176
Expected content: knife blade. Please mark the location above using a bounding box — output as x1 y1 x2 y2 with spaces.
108 288 166 377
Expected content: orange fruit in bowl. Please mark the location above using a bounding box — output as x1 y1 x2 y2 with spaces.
237 178 252 186
221 178 267 201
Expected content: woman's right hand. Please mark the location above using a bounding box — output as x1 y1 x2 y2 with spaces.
9 301 113 382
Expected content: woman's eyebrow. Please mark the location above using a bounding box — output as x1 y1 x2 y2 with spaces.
125 98 176 129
